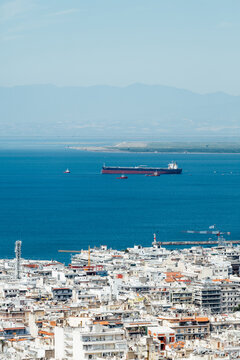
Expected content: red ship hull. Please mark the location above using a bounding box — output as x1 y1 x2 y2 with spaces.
102 169 181 175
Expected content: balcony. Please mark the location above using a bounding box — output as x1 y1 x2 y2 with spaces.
82 338 125 345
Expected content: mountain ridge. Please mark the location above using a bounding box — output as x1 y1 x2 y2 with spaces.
0 83 239 136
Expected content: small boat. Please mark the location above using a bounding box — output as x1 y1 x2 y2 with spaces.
64 168 70 174
145 171 160 177
117 174 128 179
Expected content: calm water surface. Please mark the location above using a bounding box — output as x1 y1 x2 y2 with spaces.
0 150 239 263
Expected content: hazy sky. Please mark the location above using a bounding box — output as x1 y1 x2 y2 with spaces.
1 0 240 94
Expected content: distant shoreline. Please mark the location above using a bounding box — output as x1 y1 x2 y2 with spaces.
68 146 240 155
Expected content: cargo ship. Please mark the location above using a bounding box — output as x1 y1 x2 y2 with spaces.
102 161 182 175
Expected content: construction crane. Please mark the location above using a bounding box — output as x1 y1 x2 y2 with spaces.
58 246 91 262
58 246 92 268
58 250 82 253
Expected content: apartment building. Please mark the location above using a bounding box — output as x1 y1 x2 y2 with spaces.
55 324 127 360
194 282 221 313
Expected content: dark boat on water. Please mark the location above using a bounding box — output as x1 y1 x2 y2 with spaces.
145 171 161 177
102 162 182 175
116 174 128 179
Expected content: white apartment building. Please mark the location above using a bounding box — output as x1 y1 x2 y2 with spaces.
55 324 127 360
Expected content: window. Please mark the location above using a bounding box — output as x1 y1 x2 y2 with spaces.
105 335 113 341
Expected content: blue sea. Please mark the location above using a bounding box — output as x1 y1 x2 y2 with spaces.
0 149 239 264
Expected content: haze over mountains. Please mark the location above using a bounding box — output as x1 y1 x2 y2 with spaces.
0 84 239 138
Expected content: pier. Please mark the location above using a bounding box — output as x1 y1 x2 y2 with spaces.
155 240 240 246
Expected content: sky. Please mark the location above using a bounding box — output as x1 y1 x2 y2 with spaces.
1 0 240 94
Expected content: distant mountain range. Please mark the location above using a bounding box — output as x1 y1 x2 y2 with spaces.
0 84 240 137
